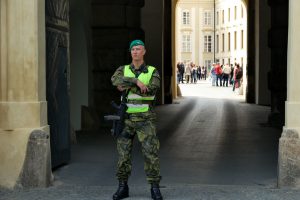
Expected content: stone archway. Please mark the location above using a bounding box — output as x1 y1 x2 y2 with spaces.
170 0 300 188
171 0 249 98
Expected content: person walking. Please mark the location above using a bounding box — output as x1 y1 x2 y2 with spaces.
179 62 185 83
215 63 223 86
229 64 234 85
210 64 217 86
197 65 202 80
203 66 207 80
222 64 231 87
191 63 197 83
233 63 242 92
176 62 181 83
111 39 163 200
185 63 192 84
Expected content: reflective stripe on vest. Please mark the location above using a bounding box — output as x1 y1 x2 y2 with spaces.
124 65 156 113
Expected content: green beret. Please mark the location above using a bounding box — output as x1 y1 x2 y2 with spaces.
129 39 145 50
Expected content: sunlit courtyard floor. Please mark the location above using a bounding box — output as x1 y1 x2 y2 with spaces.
177 79 244 101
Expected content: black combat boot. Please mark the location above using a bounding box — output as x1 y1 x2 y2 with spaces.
151 183 163 200
112 181 129 200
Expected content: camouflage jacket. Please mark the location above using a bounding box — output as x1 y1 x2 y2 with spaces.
111 63 161 120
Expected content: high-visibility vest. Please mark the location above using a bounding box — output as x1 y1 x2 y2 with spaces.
124 65 156 113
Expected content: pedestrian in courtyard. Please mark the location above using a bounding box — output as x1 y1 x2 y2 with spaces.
222 64 231 87
185 63 192 84
229 64 234 85
176 62 181 83
111 39 163 200
179 62 185 83
203 66 207 80
233 63 242 92
215 63 223 86
197 65 202 80
210 64 217 86
191 63 197 83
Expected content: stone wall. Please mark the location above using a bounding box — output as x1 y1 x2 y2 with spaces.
84 0 145 127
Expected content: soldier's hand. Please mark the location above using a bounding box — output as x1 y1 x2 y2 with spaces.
117 85 127 91
136 80 148 94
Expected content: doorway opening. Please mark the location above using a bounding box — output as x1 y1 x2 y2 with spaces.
173 0 247 102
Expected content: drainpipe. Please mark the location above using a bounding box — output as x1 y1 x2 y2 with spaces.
214 0 216 63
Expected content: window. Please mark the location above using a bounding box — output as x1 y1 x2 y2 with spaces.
204 11 212 26
204 35 212 52
222 10 224 24
184 60 190 65
228 8 230 22
234 6 237 20
241 57 244 67
182 35 191 52
241 5 244 18
241 30 244 49
234 31 237 50
205 60 212 68
182 11 190 25
216 34 219 53
228 32 231 51
222 33 225 52
216 12 219 25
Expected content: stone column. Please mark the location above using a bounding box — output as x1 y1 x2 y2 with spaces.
278 0 300 188
267 0 288 127
0 0 51 189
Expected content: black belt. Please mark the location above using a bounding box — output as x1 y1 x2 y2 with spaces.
127 100 153 105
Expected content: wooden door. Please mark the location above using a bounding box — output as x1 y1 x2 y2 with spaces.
45 0 70 168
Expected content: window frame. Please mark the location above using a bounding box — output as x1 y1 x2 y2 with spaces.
204 11 212 26
182 10 190 25
182 34 192 52
204 35 212 53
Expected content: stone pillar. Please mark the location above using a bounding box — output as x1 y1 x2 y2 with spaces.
0 0 51 189
278 0 300 188
246 0 256 103
255 0 271 105
267 0 288 127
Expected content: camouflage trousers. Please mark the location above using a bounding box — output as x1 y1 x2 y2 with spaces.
116 117 161 184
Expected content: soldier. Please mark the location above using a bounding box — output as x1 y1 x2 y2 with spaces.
111 39 163 200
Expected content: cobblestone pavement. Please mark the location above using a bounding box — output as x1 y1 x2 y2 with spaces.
1 81 293 200
1 184 300 200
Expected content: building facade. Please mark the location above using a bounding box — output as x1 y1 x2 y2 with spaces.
176 0 247 71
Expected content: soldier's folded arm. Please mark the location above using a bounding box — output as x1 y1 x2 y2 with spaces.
111 66 138 89
133 69 160 96
146 70 160 96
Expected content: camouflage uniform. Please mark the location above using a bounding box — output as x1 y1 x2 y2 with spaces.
111 63 161 184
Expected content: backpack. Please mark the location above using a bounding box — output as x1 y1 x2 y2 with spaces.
216 66 222 75
236 68 243 79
